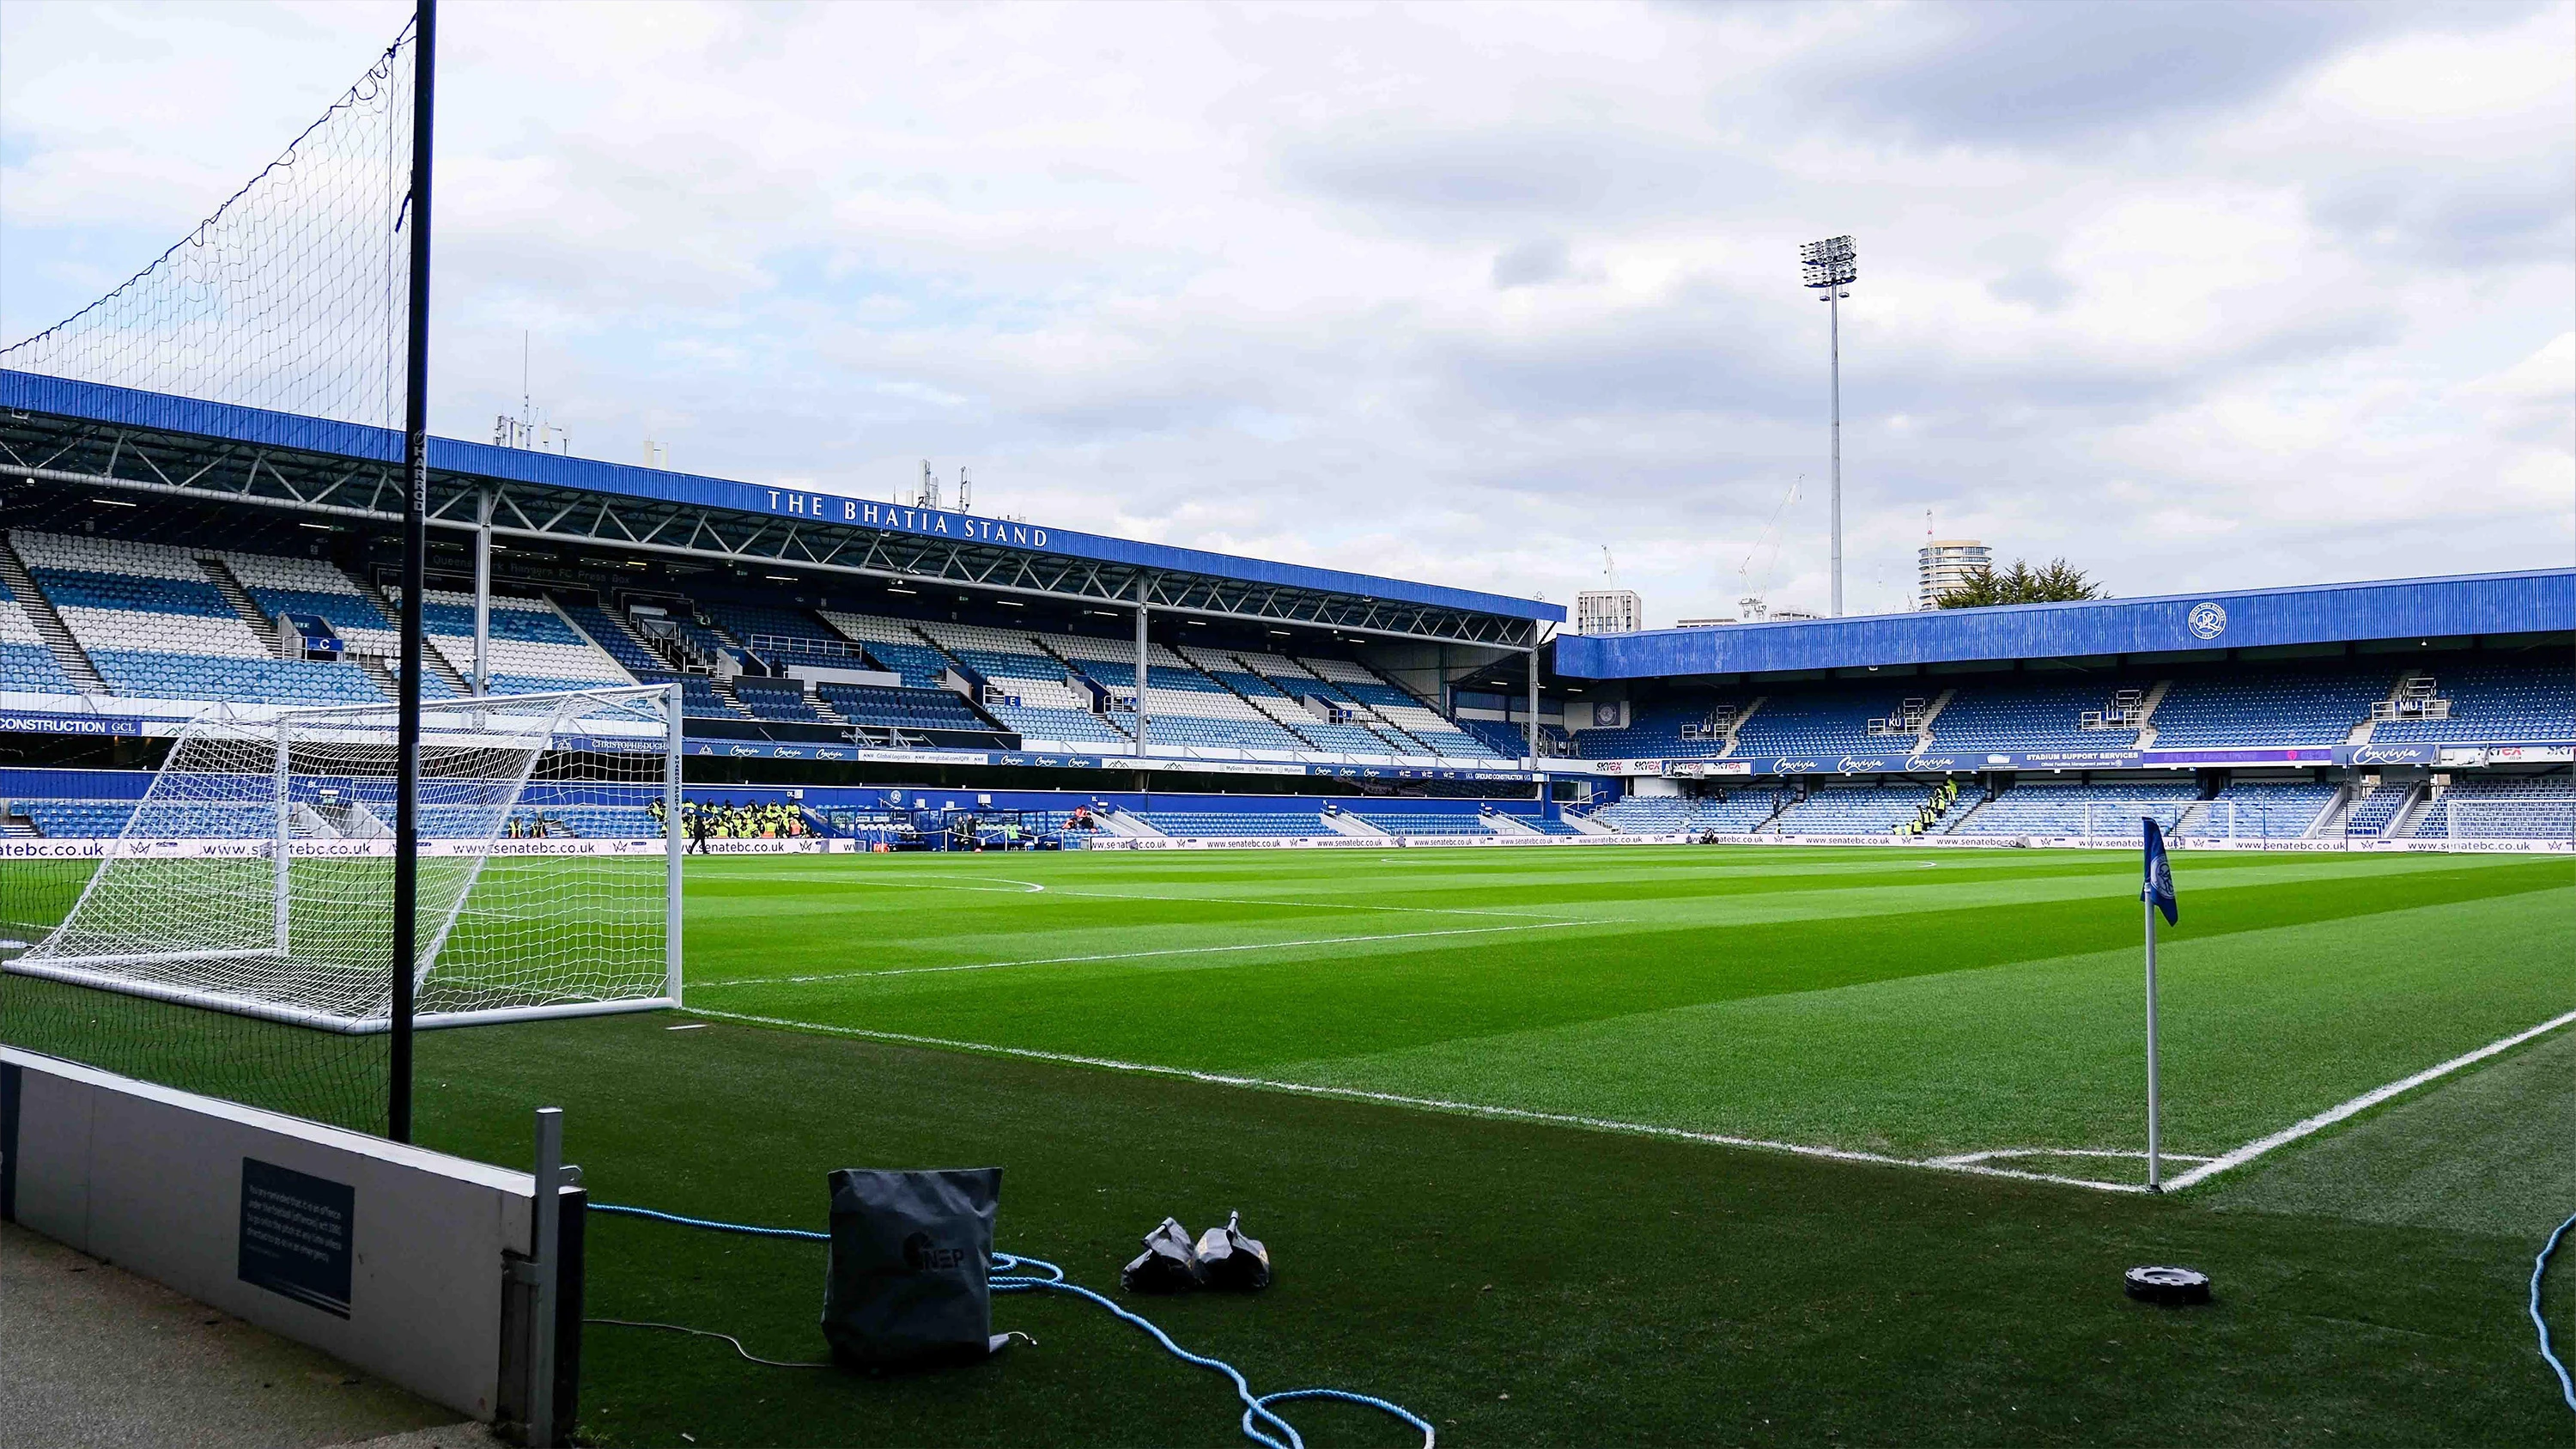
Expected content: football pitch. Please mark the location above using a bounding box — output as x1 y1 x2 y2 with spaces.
672 845 2571 1191
396 843 2573 1444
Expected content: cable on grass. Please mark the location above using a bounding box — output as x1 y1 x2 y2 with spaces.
586 1318 831 1368
2536 1209 2576 1412
590 1201 1435 1449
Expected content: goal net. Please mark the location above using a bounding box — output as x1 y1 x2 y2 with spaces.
5 684 681 1033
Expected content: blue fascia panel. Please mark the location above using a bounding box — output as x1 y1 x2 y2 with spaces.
1555 569 2576 680
3 369 1561 624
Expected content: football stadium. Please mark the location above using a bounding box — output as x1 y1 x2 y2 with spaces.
2 8 2570 1448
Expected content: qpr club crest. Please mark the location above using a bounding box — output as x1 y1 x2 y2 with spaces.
2186 600 2227 641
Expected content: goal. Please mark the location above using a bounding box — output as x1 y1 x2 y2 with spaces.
4 684 682 1033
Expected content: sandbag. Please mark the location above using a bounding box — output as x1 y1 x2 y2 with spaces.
1121 1216 1206 1294
1193 1211 1273 1292
820 1167 1002 1368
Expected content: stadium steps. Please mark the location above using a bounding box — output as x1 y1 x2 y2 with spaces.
2390 785 2439 839
1179 646 1324 750
1941 791 2001 834
2347 671 2419 747
2130 679 2175 751
0 537 108 692
2307 783 2355 837
1321 810 1391 837
807 685 850 725
195 556 290 659
1909 688 1959 747
351 654 402 698
1716 696 1766 757
353 577 471 695
545 597 642 685
1292 658 1440 754
1002 634 1134 740
586 602 672 668
1560 810 1615 835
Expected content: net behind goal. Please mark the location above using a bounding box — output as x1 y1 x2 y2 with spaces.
6 684 681 1034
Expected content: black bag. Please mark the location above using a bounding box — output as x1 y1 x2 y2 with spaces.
1121 1216 1206 1294
820 1167 1003 1369
1194 1212 1272 1292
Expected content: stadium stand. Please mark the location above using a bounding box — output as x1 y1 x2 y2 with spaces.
2174 779 2338 840
2424 776 2575 839
1350 808 1500 837
2368 664 2576 745
1139 810 1328 837
0 575 80 695
1565 699 1743 761
15 531 386 704
2341 780 2413 838
1944 782 2200 837
1927 682 2142 753
1727 690 1916 758
2142 666 2390 748
1766 783 1935 835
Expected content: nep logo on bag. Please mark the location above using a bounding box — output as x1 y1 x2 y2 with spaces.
821 1167 1005 1369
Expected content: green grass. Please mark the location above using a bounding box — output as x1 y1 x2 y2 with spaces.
675 847 2573 1178
21 843 2576 1441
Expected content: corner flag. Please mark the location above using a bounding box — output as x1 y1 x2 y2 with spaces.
2140 815 2175 1190
2142 817 2178 925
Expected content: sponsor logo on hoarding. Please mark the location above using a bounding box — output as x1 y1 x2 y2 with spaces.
1987 753 2012 765
2186 600 2227 640
1837 756 1889 773
2482 745 2576 764
0 712 149 737
1772 758 1820 774
2349 744 2434 767
1912 755 1962 771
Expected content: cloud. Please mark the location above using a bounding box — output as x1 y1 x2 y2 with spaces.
2 0 2568 630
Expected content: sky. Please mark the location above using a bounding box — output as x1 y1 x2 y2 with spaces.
3 0 2570 624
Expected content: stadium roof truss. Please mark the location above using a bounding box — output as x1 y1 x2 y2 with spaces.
0 374 1547 649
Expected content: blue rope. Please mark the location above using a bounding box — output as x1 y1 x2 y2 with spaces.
591 1202 1434 1449
591 1202 829 1241
2535 1210 2576 1413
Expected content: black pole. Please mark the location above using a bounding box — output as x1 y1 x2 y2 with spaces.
392 0 435 1143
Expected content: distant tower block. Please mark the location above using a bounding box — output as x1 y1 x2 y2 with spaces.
1577 589 1643 636
1918 539 1991 609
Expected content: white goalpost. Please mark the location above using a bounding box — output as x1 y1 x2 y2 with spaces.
4 683 683 1033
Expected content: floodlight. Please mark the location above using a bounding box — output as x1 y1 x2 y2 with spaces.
1798 235 1859 616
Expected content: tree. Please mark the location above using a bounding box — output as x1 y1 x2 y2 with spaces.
1935 558 2108 608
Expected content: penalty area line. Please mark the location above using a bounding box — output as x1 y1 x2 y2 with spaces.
2164 1003 2576 1192
679 1007 2154 1195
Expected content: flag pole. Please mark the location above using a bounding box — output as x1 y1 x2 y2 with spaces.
2143 897 2161 1191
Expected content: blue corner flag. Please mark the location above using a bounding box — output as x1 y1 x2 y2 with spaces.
2142 817 2178 925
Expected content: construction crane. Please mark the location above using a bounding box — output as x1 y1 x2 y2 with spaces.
1735 478 1801 621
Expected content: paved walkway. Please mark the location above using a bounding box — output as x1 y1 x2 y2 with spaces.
2 1221 477 1449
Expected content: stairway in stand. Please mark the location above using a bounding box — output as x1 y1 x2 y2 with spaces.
196 555 289 658
355 577 472 694
0 536 108 691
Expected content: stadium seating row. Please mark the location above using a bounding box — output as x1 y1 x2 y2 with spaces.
0 531 2559 774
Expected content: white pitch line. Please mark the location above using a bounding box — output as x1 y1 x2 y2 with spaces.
1041 886 1564 921
696 921 1577 988
679 1007 2154 1194
2162 1004 2576 1191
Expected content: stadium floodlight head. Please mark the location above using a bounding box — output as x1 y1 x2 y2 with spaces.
1800 234 1857 292
1800 234 1856 617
